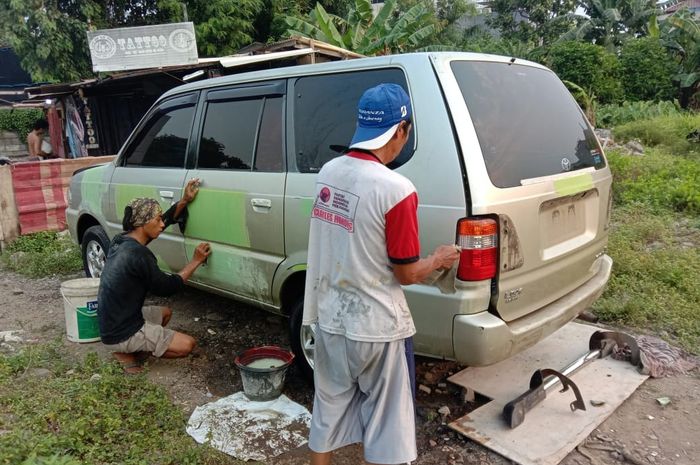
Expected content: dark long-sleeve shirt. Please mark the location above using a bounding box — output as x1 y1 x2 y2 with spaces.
97 204 185 344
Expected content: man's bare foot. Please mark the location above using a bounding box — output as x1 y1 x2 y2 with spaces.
113 352 144 374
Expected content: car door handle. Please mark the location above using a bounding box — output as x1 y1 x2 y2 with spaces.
159 190 174 199
251 198 272 209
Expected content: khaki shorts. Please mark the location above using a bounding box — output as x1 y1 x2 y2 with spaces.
309 330 417 464
103 306 175 357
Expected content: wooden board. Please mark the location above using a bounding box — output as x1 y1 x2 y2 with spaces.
0 165 20 249
448 322 648 465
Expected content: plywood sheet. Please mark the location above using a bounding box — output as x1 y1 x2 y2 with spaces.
448 322 648 465
0 165 20 247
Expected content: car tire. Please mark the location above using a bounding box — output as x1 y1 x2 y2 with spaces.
81 225 110 278
289 297 315 384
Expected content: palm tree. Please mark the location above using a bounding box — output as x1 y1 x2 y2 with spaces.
284 0 442 55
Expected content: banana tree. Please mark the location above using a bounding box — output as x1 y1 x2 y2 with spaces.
660 9 700 108
284 0 442 55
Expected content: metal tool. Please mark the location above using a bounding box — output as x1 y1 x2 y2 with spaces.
502 330 641 428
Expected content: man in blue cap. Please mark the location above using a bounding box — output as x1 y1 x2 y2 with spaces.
303 83 460 464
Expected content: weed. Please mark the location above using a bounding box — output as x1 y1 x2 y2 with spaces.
0 342 242 465
612 113 700 155
0 231 82 277
596 100 682 128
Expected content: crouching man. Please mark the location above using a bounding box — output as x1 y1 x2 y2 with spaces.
97 179 211 374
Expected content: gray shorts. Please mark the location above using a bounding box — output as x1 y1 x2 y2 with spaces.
103 306 174 357
309 330 417 464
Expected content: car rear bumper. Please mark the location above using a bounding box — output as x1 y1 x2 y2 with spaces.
452 254 613 366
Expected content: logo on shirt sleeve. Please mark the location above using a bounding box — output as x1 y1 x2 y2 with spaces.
312 183 359 232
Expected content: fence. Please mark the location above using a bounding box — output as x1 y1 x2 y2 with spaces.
0 156 115 249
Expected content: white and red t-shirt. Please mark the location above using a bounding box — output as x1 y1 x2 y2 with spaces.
302 151 420 342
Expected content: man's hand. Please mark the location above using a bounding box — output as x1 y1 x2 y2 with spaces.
193 242 211 264
431 244 461 271
178 242 211 282
393 244 461 285
182 178 201 204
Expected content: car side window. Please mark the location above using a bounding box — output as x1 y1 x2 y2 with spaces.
124 100 195 168
197 96 284 172
293 69 414 173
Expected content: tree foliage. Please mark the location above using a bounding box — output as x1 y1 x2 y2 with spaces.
659 9 700 107
487 0 577 46
561 0 658 50
285 0 447 55
548 40 623 104
0 0 100 82
619 36 677 102
0 0 266 82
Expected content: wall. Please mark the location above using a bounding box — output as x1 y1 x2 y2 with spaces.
0 130 27 161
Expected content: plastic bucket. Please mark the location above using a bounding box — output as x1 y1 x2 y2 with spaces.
234 346 295 401
60 278 101 343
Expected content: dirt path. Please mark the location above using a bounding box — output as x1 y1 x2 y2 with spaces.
1 270 697 465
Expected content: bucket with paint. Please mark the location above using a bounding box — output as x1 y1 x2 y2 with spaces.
234 346 295 401
60 278 101 343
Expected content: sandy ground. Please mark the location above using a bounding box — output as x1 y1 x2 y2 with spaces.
1 270 698 465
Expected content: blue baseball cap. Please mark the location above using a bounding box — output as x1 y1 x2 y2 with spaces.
349 83 412 150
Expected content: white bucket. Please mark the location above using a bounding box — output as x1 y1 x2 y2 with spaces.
60 278 101 343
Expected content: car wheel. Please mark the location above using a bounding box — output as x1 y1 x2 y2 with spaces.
289 297 315 383
81 225 109 278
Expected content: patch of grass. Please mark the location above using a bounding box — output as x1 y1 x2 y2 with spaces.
0 342 241 465
612 112 700 155
593 148 700 353
607 148 700 215
0 231 82 277
593 207 700 352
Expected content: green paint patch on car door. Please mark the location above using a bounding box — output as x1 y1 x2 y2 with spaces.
184 188 251 247
80 165 111 216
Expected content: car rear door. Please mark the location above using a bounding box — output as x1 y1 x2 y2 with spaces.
432 55 613 322
182 81 286 304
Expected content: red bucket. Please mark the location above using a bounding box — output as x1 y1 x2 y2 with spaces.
234 346 295 401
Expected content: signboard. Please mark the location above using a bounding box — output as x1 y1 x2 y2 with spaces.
87 22 198 72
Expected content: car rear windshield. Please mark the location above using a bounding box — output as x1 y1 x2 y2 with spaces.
451 61 605 188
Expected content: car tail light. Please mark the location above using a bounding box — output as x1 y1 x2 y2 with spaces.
457 218 498 281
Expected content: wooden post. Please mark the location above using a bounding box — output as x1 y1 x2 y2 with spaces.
0 165 20 250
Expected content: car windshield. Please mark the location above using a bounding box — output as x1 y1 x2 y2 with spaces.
451 60 605 188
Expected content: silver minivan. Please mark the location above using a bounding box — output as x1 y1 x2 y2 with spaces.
66 52 613 377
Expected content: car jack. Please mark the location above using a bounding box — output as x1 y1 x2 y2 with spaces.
502 330 641 429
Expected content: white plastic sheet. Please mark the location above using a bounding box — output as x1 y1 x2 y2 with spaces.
186 392 311 461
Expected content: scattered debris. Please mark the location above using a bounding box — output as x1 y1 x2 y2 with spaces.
90 374 102 382
419 384 432 395
0 330 23 343
637 335 700 377
647 415 655 420
207 328 217 335
590 400 606 407
656 396 671 407
438 406 451 417
186 392 310 461
12 288 23 295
